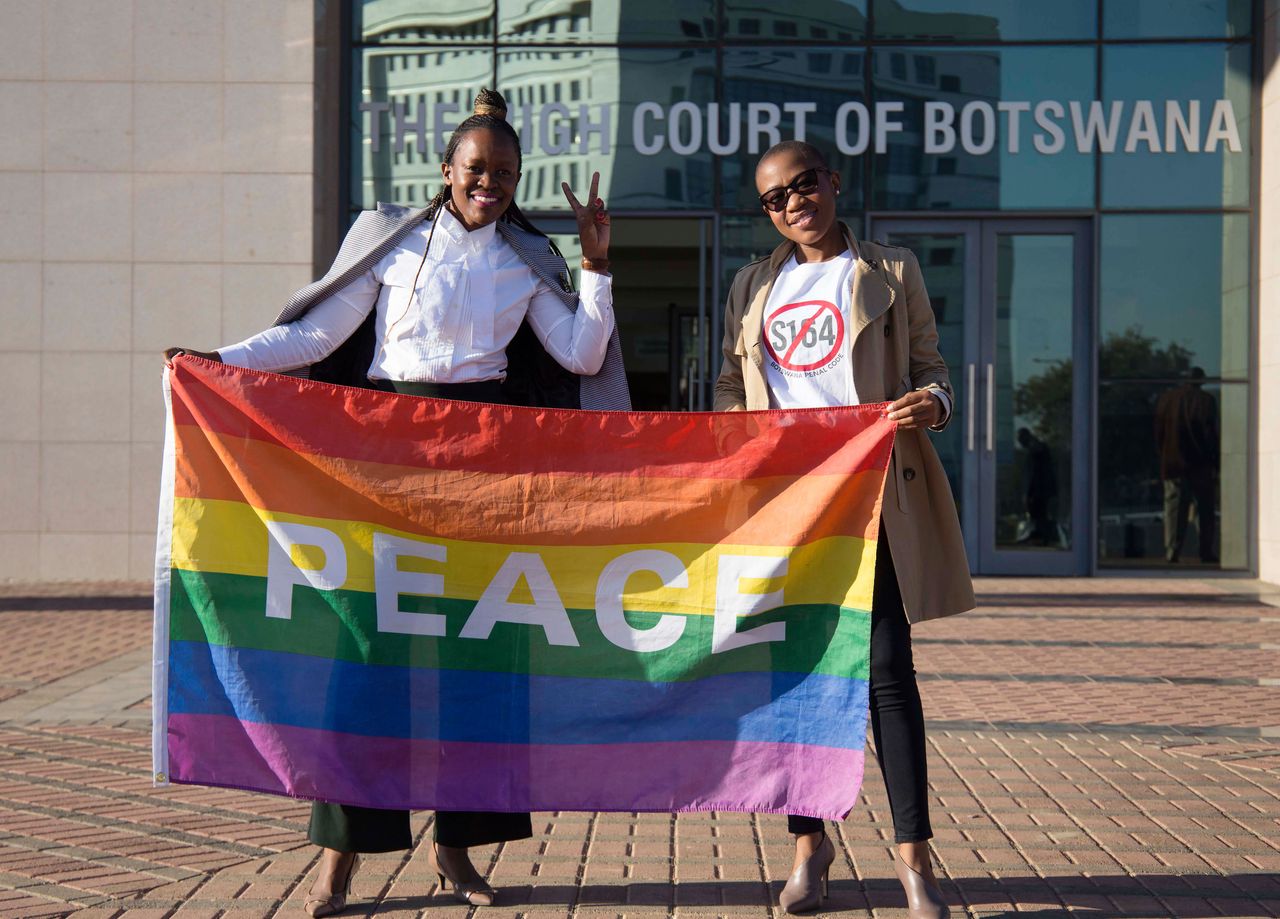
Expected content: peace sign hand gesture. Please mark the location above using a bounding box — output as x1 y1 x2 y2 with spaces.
561 171 610 263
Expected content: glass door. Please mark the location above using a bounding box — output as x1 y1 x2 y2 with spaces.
868 223 978 563
540 216 713 410
872 218 1092 576
980 221 1092 575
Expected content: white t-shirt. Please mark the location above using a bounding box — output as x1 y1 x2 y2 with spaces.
763 252 858 409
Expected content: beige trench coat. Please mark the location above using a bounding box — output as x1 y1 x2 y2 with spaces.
713 224 975 622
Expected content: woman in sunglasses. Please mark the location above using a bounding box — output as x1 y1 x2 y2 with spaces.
714 140 973 919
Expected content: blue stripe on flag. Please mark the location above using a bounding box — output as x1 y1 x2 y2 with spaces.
168 640 869 749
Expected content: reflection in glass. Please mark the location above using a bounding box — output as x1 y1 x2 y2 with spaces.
873 0 1094 41
351 48 494 210
498 0 717 44
1101 44 1251 208
994 234 1073 552
1100 215 1249 382
1155 371 1219 563
871 46 1094 210
550 220 706 411
354 0 494 43
1103 0 1250 39
497 48 716 211
881 233 965 514
723 47 866 212
1098 382 1245 569
717 216 788 383
719 216 778 296
723 0 866 41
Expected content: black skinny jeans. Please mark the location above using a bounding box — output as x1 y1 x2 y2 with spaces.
788 529 932 844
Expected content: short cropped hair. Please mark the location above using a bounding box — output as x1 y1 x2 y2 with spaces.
757 140 830 173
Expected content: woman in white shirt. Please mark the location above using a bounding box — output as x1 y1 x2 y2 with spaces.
165 89 623 917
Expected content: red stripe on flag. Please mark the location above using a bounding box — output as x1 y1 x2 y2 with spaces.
169 357 895 480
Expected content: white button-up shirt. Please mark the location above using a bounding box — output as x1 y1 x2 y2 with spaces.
218 207 614 382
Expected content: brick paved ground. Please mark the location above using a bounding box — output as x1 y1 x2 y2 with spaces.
0 578 1277 918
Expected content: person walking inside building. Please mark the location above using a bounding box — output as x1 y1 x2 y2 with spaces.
1154 367 1219 563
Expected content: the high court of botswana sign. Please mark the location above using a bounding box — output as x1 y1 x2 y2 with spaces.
364 97 1245 158
346 0 1258 580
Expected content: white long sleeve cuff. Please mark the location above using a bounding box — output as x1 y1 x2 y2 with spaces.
216 270 378 372
526 269 615 376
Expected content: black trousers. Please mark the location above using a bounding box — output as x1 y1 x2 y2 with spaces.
309 803 532 851
1163 472 1217 562
787 528 933 844
308 377 533 853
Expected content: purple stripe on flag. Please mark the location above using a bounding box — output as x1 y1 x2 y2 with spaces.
167 713 865 820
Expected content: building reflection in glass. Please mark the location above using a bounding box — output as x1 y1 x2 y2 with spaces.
871 45 1094 210
1102 43 1251 209
499 0 718 43
354 47 493 210
995 234 1073 553
355 0 495 43
1097 379 1239 569
501 48 717 212
352 42 724 213
1103 0 1250 40
1154 370 1219 564
1097 213 1247 570
874 0 1095 41
877 233 965 514
345 0 1255 571
723 46 866 211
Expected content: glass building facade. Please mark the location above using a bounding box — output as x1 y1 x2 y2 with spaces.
343 0 1258 577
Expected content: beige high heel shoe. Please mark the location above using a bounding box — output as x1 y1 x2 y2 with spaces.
892 847 950 919
778 832 835 914
304 851 358 918
430 841 497 907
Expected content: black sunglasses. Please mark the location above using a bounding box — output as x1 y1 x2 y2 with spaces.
758 167 830 212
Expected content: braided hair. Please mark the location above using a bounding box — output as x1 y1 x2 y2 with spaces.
428 88 546 239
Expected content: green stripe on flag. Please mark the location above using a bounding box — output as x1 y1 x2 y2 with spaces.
171 568 871 683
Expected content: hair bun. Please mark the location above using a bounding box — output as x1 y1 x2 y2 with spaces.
473 88 508 120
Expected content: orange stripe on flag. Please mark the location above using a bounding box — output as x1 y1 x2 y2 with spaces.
174 423 885 548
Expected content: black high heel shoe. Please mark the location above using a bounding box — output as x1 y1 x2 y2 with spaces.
778 832 835 914
893 847 950 919
430 842 497 907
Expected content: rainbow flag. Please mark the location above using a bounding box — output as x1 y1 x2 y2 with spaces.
153 356 895 819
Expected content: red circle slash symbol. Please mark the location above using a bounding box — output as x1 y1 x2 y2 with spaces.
763 300 845 372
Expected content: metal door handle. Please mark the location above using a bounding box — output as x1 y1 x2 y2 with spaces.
985 363 994 453
966 363 975 452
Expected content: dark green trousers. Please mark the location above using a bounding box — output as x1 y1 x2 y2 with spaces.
309 378 532 854
309 804 532 851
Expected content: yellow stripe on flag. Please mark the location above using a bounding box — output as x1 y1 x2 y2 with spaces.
171 496 877 615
